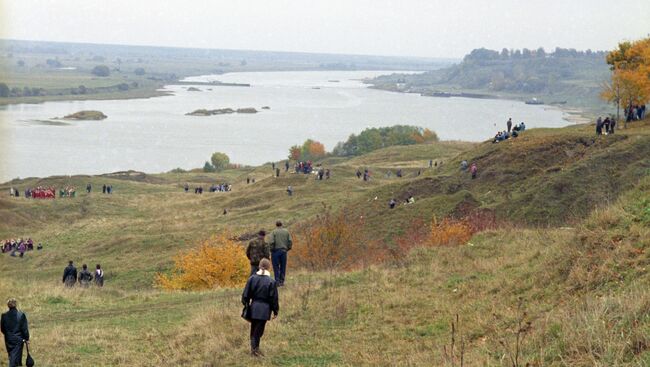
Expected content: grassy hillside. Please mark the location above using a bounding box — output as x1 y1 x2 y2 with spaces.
0 120 648 365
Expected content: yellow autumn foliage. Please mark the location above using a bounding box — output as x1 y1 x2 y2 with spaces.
155 232 249 290
430 216 473 246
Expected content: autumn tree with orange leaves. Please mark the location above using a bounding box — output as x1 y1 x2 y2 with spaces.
602 37 650 123
155 232 249 290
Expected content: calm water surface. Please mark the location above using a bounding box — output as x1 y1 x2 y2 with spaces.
0 70 571 181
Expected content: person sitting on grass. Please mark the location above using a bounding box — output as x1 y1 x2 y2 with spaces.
241 258 279 357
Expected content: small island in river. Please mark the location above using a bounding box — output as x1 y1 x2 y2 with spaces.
186 107 259 116
62 110 108 120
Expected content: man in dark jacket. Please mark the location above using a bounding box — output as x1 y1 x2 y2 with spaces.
246 231 270 276
1 298 30 367
269 221 292 286
242 259 279 357
63 260 77 287
78 264 93 287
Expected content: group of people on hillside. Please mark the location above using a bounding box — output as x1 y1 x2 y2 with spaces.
355 168 371 181
294 161 313 174
493 118 526 143
388 195 415 209
242 221 291 356
101 184 113 194
209 183 231 192
62 261 104 288
59 186 77 197
10 186 56 199
595 116 617 135
2 238 42 257
315 168 330 180
460 160 479 179
625 104 646 122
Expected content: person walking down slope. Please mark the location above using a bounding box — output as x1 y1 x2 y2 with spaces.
470 163 478 179
1 298 30 367
246 231 270 276
241 258 279 357
78 264 93 288
507 118 513 133
95 264 104 287
62 261 77 287
269 221 292 287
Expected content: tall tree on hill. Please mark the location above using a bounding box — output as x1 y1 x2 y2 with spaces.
602 37 650 125
210 152 230 171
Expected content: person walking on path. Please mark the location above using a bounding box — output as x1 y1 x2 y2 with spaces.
507 118 513 133
1 298 30 367
78 264 93 288
246 231 270 276
470 163 478 179
269 221 292 287
62 261 77 287
241 258 279 357
94 264 104 287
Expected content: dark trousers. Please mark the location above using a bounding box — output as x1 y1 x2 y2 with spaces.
250 319 267 351
271 250 287 285
7 342 23 367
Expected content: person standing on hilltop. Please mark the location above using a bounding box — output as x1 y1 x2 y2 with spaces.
246 231 270 276
78 264 93 288
241 258 279 357
1 298 30 367
507 118 513 133
62 260 77 287
269 221 292 287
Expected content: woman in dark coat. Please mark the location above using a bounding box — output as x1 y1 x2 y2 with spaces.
1 298 29 367
241 258 279 357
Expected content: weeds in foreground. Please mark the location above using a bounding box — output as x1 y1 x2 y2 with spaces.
442 314 466 367
497 298 532 367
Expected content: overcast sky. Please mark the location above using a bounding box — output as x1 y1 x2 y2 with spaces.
2 0 650 58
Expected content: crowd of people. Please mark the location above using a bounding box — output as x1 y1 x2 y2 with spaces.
595 116 617 135
294 161 313 174
9 183 115 199
626 104 646 122
62 261 104 288
493 118 526 143
1 238 42 257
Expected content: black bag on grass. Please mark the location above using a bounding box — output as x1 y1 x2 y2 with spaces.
25 341 34 367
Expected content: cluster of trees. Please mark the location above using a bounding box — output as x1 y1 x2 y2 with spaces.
203 152 230 172
0 83 44 98
332 125 438 157
442 47 610 93
601 37 650 120
91 65 110 77
288 139 326 161
373 46 610 96
464 47 606 63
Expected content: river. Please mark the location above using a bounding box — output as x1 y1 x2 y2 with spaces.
0 70 571 181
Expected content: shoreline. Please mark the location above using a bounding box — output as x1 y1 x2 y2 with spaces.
367 84 594 125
